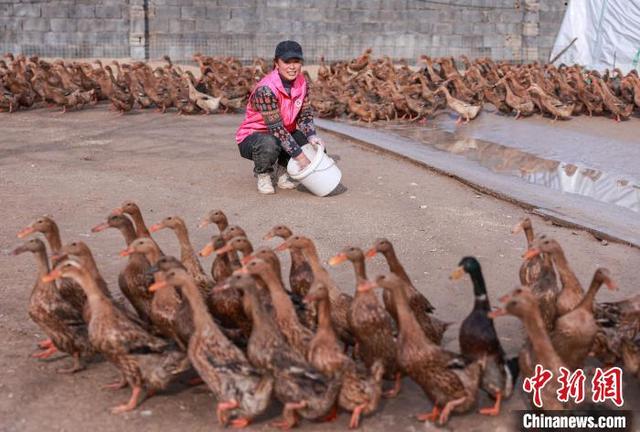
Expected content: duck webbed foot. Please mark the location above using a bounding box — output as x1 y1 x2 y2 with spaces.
320 403 338 422
216 399 239 426
32 346 58 359
383 372 402 398
439 396 466 424
270 401 307 430
478 390 502 416
230 417 251 428
111 386 142 414
349 403 367 429
38 338 54 349
416 405 440 422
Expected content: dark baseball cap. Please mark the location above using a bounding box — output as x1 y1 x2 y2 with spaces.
275 40 304 61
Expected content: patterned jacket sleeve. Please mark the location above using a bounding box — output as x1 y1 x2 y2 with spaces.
251 86 302 157
296 82 317 138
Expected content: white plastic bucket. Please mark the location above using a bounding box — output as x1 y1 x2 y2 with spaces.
287 143 342 197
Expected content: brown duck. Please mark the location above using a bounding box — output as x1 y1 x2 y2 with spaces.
365 238 447 344
243 257 313 358
199 236 254 340
150 268 273 428
330 246 400 398
264 225 314 298
111 201 153 239
512 219 558 330
523 237 583 317
199 209 234 281
43 260 188 414
304 282 385 429
550 268 616 369
224 273 342 429
123 241 193 350
92 214 153 325
18 216 86 315
12 239 92 372
375 273 485 424
150 215 213 296
490 287 569 411
276 235 355 347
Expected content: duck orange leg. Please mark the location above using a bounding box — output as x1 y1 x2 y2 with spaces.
383 372 402 398
479 390 502 416
321 403 338 422
111 386 142 414
230 417 251 428
270 401 307 430
38 338 53 349
349 403 366 429
416 405 440 422
438 396 466 425
216 399 239 426
32 346 58 359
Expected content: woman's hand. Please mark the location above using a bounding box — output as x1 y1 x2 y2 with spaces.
294 152 312 170
308 135 324 147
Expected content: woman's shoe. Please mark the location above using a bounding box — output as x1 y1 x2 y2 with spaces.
257 173 275 194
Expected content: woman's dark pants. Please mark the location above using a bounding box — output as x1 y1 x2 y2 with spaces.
238 131 308 175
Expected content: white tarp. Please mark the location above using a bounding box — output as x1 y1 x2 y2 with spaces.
550 0 640 72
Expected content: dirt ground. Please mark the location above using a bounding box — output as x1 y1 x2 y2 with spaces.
1 106 638 432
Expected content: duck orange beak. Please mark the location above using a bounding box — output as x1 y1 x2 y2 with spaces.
522 248 540 260
111 207 124 216
357 280 376 293
511 221 524 234
42 268 62 283
449 266 465 281
119 247 134 257
263 230 275 241
364 247 377 259
487 308 507 319
149 280 168 293
328 253 347 267
199 242 214 257
149 223 163 233
214 243 233 256
17 226 35 238
605 279 618 291
50 253 66 262
274 241 289 252
498 293 512 303
91 222 109 233
241 254 255 266
197 218 210 229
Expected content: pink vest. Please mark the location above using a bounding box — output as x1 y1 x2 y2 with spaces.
236 69 307 144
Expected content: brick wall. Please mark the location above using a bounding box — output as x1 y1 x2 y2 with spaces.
0 0 131 58
0 0 567 62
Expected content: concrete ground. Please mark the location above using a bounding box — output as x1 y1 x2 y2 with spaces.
1 106 639 432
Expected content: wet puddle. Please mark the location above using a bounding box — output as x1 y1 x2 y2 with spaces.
363 122 640 213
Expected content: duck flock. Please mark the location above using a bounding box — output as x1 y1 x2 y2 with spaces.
2 50 640 123
12 204 640 428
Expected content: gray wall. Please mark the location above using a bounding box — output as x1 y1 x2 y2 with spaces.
1 0 567 62
1 0 131 58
